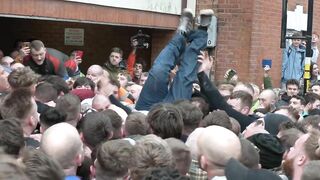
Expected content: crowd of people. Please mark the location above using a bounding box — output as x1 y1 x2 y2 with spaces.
0 8 320 180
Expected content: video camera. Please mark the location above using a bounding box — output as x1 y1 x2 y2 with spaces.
130 30 150 49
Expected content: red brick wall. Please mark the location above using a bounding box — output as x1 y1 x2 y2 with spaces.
197 0 320 88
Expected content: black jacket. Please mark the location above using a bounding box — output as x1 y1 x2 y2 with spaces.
197 72 256 132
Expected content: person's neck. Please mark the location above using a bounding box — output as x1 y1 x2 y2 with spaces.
23 126 33 137
207 168 225 179
64 166 77 176
292 169 302 180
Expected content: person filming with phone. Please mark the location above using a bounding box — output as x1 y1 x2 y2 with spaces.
64 50 85 78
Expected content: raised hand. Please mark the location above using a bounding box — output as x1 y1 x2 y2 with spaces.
198 50 213 74
19 46 30 57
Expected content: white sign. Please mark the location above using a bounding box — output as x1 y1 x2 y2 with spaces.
287 5 307 31
64 28 84 46
65 0 183 15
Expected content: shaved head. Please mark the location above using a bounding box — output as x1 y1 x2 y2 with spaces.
197 125 240 178
260 89 276 101
258 89 277 109
40 123 83 169
92 94 110 112
86 65 104 84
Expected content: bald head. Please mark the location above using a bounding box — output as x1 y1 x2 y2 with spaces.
86 65 104 84
197 125 240 177
258 89 276 109
40 123 83 169
260 89 276 99
92 94 110 112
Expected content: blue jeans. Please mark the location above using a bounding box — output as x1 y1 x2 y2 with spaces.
135 30 208 111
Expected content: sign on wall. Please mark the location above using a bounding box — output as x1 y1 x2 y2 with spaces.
65 0 183 15
287 5 307 31
64 28 84 46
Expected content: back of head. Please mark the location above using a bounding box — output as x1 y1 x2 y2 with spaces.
142 167 190 180
101 109 123 139
40 122 83 169
278 128 303 151
263 113 291 135
80 111 113 149
0 118 24 156
22 148 65 180
247 133 284 169
96 139 134 180
230 117 241 135
239 138 260 169
309 108 320 116
55 93 81 126
190 97 209 116
225 158 282 180
304 92 320 105
73 77 95 91
8 67 39 90
218 83 234 95
300 115 320 131
305 129 320 160
0 88 34 121
200 110 232 130
230 90 253 109
302 160 320 180
198 126 241 168
147 103 183 139
233 82 254 97
165 138 191 175
131 134 174 180
174 100 203 134
35 82 58 103
40 107 66 132
0 151 29 180
124 112 148 136
43 75 70 94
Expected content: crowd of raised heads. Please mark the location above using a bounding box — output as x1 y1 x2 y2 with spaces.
1 8 320 180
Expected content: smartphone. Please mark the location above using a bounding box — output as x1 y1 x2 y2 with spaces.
22 42 30 48
75 50 84 59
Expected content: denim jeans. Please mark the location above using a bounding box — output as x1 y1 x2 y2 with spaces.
135 30 208 111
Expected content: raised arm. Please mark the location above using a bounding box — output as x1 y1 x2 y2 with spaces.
197 54 255 131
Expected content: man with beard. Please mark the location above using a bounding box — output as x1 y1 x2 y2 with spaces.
301 92 320 117
255 89 277 113
282 130 320 180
